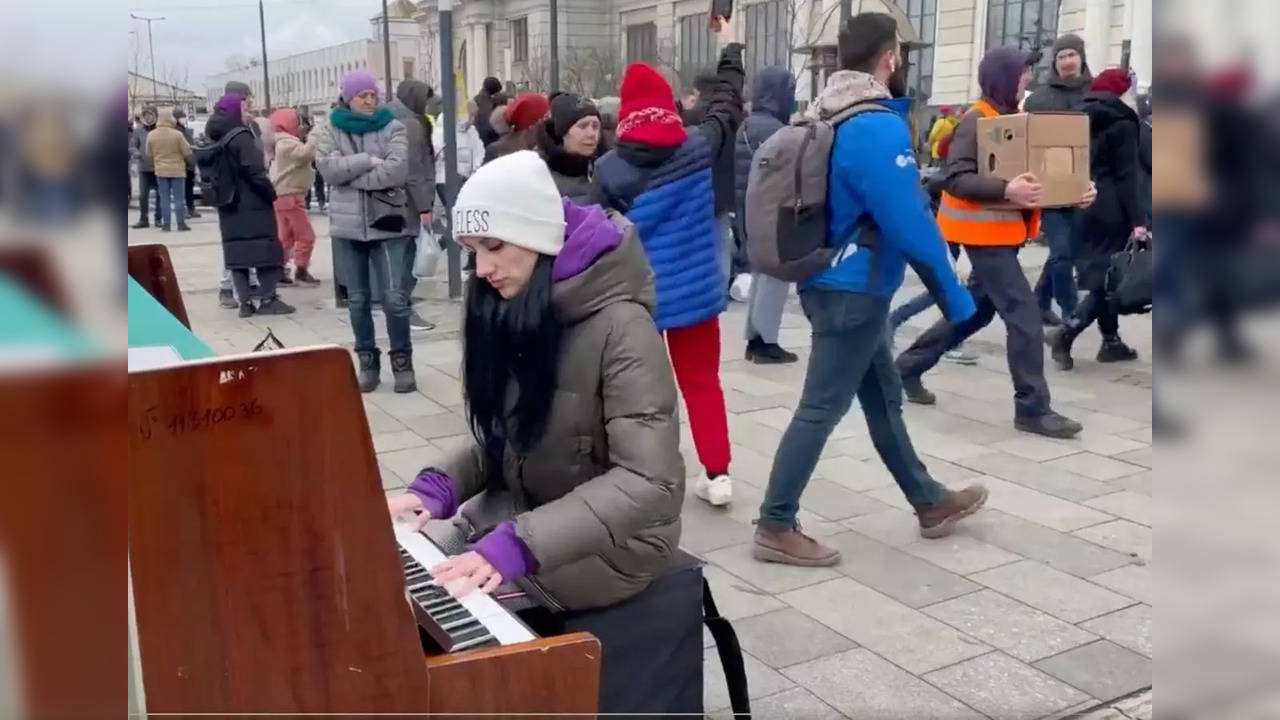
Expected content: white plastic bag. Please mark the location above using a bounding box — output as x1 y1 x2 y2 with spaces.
413 226 442 279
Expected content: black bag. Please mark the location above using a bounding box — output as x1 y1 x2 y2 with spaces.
366 187 408 232
1105 236 1153 315
194 126 248 208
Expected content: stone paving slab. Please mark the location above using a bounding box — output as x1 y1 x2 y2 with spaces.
140 218 1154 718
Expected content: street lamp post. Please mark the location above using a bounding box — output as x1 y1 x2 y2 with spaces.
259 0 272 109
439 0 462 298
549 0 560 92
381 0 394 100
129 14 164 90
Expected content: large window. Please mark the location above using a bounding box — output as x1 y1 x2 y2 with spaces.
626 22 658 65
896 0 937 103
678 13 717 85
511 17 529 63
986 0 1061 87
742 0 792 76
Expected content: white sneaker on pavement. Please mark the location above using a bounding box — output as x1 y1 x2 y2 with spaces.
729 274 752 303
695 474 733 506
943 347 979 365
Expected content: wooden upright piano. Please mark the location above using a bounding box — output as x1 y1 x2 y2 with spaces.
127 346 601 717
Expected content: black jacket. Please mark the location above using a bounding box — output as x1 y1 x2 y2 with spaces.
685 43 746 217
1080 93 1141 282
473 91 506 146
206 110 282 270
733 66 794 233
1024 75 1092 113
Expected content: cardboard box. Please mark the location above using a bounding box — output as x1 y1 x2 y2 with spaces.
1151 110 1209 210
978 112 1090 208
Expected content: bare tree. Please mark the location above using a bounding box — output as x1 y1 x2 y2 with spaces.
561 44 622 98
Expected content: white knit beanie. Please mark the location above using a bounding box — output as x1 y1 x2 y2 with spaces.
451 150 565 256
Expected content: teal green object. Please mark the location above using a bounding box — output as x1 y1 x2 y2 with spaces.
0 276 96 360
127 277 214 360
329 106 394 133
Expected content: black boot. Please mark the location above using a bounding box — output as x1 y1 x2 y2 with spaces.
902 375 937 405
294 267 321 286
1045 326 1077 371
237 301 256 318
177 223 192 232
1015 410 1083 439
218 289 238 309
131 219 149 229
1096 336 1139 363
745 337 799 364
390 351 417 393
256 295 296 315
356 350 381 393
278 267 294 286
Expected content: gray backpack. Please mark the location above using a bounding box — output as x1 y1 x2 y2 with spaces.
743 102 889 281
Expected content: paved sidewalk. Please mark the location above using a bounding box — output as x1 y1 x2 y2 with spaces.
134 213 1152 719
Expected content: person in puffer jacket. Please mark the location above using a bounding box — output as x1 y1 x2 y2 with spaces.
384 151 683 614
733 66 798 365
315 70 416 395
596 14 743 509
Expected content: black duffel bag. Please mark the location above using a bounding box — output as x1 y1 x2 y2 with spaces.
1106 235 1153 315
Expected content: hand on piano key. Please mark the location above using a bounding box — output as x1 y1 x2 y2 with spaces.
431 551 504 598
387 492 432 530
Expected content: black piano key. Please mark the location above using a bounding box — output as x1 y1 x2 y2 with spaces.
449 624 491 645
439 613 477 631
404 569 432 585
432 608 471 626
450 632 497 652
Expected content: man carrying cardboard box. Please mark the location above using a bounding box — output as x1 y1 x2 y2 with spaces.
895 47 1096 440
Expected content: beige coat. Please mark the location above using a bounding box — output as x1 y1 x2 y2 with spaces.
145 108 192 178
270 133 318 197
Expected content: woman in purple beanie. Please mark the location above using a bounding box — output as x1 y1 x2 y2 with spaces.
315 69 416 393
202 93 294 317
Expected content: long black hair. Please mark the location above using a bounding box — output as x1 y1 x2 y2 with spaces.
462 253 564 493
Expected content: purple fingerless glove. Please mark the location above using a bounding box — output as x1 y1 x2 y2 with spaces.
471 521 539 583
407 470 458 519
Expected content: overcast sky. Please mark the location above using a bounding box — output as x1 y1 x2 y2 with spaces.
126 0 383 90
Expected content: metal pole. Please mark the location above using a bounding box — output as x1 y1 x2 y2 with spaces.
130 15 164 90
840 0 852 25
440 0 462 299
549 0 560 92
382 0 394 100
259 0 272 109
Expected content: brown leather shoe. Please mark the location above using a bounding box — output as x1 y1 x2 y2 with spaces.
918 485 989 539
752 524 841 566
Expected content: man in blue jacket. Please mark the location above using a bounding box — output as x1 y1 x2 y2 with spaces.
753 13 987 567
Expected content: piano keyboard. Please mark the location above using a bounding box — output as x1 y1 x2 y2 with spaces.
394 523 537 653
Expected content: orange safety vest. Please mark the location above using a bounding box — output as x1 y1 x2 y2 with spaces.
937 99 1041 246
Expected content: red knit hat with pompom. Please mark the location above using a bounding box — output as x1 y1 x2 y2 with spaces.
1090 68 1132 96
616 63 688 148
505 93 551 133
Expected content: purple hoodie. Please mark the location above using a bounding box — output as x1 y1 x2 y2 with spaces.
978 47 1032 114
408 199 624 584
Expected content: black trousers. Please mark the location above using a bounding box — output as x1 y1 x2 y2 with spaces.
1066 256 1119 338
184 167 196 211
307 164 326 209
896 245 1051 419
137 170 161 224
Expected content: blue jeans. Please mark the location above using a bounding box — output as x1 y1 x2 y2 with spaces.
336 236 415 356
759 291 947 529
1035 208 1079 316
156 176 185 227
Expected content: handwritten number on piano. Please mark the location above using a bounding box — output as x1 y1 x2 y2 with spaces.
136 399 263 441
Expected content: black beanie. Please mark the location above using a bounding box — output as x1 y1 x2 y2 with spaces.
482 76 503 95
549 93 599 141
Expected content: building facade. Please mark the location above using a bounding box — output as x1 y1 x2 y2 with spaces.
410 0 1149 110
204 0 430 121
129 72 205 118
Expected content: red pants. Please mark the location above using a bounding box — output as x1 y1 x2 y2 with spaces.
665 317 731 476
273 193 316 268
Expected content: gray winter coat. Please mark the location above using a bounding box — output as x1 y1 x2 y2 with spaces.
734 67 795 234
130 124 155 172
315 115 410 241
434 219 684 611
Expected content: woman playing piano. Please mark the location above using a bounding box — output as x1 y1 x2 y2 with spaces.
385 150 684 610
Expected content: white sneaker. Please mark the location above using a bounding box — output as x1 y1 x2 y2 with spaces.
729 274 752 302
695 474 733 506
943 347 979 365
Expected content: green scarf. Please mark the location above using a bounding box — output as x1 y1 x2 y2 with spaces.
330 106 394 134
